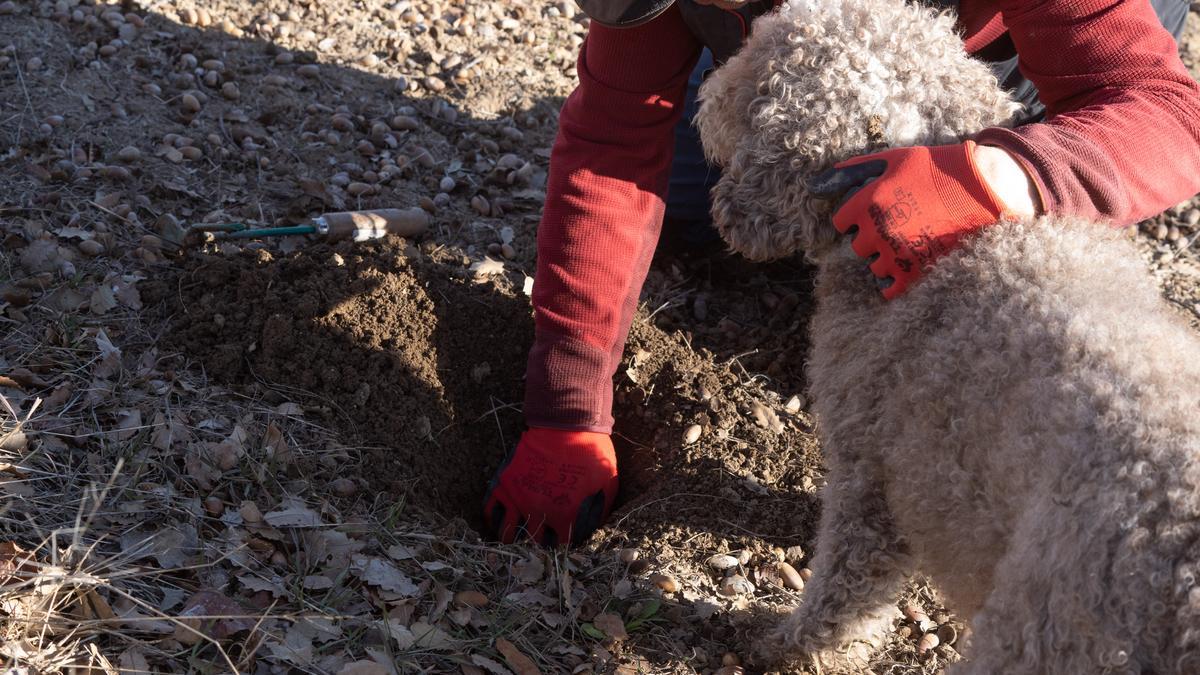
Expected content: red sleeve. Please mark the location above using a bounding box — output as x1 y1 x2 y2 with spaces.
524 6 701 433
973 0 1200 224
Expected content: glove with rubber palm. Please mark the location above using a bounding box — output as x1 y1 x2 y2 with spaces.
483 428 618 547
807 140 1005 299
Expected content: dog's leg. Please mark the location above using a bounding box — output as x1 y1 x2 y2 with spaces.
759 459 913 668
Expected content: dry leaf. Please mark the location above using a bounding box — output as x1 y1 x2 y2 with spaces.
386 543 416 560
174 590 254 645
89 283 118 315
263 423 290 462
338 662 391 675
113 274 142 309
274 401 304 416
302 575 334 590
470 655 514 675
494 638 541 675
53 227 94 240
267 621 314 666
237 573 286 597
117 648 150 675
264 498 322 527
184 444 221 491
352 555 418 596
469 257 505 279
511 554 544 584
119 524 198 569
593 613 628 641
113 409 142 441
389 619 455 650
18 239 62 273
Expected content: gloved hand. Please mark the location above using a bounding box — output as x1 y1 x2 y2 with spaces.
483 428 619 547
807 140 1004 299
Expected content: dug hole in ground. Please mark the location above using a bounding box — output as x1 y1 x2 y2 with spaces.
2 1 1200 673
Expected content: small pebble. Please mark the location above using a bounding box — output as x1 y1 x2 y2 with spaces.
439 175 456 192
115 145 141 162
799 567 813 582
180 93 201 113
683 424 702 445
78 239 104 256
500 244 515 259
274 52 294 65
784 395 803 413
650 573 678 593
1185 208 1200 227
1168 225 1181 242
721 653 741 667
100 165 131 181
390 115 419 131
777 561 805 591
239 501 264 523
706 554 739 571
917 632 940 654
330 478 357 496
618 548 640 563
454 590 489 608
203 496 224 516
297 64 320 78
423 75 446 91
719 575 755 596
1154 223 1169 240
220 82 240 100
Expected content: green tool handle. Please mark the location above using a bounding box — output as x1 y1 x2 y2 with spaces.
221 225 319 239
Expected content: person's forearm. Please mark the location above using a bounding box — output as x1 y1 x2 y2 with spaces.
526 5 701 432
976 0 1200 224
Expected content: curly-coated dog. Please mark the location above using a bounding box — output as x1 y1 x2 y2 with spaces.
695 0 1200 672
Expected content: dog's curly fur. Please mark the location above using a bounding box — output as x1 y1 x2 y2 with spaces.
696 0 1200 672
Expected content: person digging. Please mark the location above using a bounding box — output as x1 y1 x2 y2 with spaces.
483 0 1200 546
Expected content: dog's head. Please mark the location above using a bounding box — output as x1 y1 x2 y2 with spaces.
694 0 1020 261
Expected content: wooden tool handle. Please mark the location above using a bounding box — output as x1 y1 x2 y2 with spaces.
317 208 430 242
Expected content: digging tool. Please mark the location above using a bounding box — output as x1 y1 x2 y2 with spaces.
185 208 429 246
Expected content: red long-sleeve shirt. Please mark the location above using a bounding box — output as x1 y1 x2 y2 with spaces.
526 0 1200 433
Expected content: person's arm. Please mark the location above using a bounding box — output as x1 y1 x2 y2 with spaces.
484 7 701 546
975 0 1200 224
526 6 702 433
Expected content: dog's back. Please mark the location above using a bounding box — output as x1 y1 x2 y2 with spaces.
808 217 1200 672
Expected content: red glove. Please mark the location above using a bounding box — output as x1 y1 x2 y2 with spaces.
807 141 1004 299
483 428 619 547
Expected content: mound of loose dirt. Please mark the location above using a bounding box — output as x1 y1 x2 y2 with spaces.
147 238 534 521
150 237 827 553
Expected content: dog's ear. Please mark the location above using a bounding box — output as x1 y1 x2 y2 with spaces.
708 133 834 261
694 48 757 168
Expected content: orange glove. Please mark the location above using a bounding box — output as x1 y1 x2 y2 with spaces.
808 141 1004 299
483 428 618 547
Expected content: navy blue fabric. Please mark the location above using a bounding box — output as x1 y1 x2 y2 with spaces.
663 48 720 245
663 1 1191 238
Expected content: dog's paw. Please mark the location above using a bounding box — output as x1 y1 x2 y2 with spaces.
751 608 896 672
